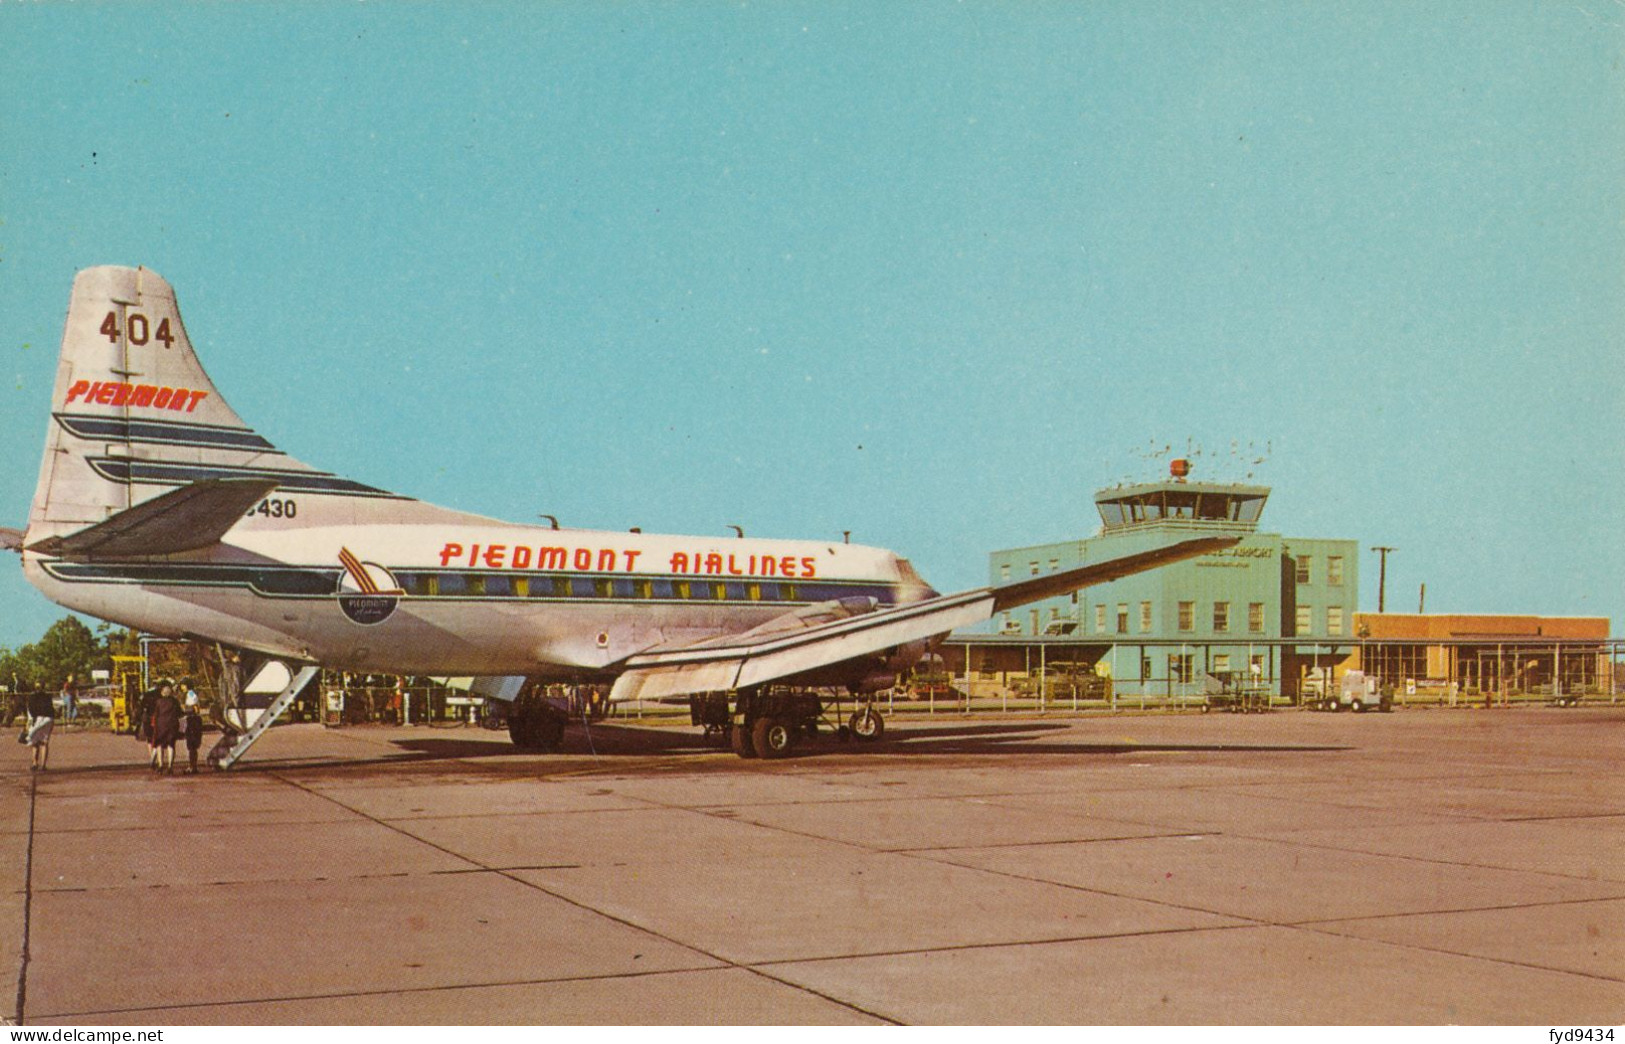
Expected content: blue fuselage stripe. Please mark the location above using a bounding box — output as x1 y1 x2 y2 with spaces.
42 562 902 606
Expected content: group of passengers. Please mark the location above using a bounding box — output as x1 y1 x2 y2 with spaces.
134 679 205 774
15 675 206 775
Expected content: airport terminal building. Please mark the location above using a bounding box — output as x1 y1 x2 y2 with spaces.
983 476 1358 699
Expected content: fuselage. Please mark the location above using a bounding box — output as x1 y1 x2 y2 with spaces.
25 519 935 676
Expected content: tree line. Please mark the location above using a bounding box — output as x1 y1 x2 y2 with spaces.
0 616 141 693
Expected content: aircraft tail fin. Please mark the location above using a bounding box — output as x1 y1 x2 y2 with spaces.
27 266 403 549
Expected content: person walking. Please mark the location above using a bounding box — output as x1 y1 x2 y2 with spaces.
135 681 159 747
182 689 204 774
148 681 181 774
59 676 77 723
24 685 55 772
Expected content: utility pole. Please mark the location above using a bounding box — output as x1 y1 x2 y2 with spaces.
1371 546 1396 613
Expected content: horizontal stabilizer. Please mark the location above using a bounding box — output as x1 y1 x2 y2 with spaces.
0 527 22 552
25 477 279 558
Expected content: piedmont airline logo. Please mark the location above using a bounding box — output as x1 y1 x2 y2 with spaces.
336 547 404 625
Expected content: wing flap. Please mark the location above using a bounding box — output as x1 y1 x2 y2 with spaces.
608 591 994 703
24 477 280 558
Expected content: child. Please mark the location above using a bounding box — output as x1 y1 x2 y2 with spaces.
183 690 204 774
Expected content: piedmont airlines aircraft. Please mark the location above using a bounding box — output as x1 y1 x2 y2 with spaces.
5 266 1237 761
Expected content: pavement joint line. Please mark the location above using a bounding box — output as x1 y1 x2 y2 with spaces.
901 842 1625 967
1207 828 1625 885
1292 893 1625 929
30 870 452 895
1293 920 1625 986
751 921 1264 969
877 831 1200 853
26 961 745 1023
896 846 1291 930
9 769 37 1026
267 770 904 1026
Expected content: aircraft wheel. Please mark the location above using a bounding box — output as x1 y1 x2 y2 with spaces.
508 714 537 751
753 716 794 759
849 707 884 741
731 723 757 759
536 712 565 751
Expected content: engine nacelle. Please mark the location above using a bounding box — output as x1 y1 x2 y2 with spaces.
843 641 930 694
848 671 900 695
881 640 928 674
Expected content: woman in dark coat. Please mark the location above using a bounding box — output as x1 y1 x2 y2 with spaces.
148 682 181 774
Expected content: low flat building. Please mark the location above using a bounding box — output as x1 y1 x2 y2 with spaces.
1352 613 1614 698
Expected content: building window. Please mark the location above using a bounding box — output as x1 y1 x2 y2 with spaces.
1168 654 1193 683
1328 606 1344 635
1048 607 1060 621
1248 602 1265 633
1213 601 1230 632
1212 653 1231 674
1177 601 1194 631
1250 653 1266 679
1140 656 1152 681
1296 556 1312 584
1029 560 1040 576
1049 558 1059 572
1296 605 1312 634
1328 555 1344 585
1116 603 1129 634
1094 604 1106 633
1139 601 1153 633
999 563 1010 582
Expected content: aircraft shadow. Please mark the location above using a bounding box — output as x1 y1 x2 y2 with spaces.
294 720 1349 770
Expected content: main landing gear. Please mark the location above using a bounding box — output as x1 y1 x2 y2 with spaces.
507 690 568 752
696 687 887 759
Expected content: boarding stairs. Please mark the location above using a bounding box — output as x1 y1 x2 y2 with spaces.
211 664 321 770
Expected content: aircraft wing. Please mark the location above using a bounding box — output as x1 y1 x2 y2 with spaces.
609 534 1238 703
24 477 280 558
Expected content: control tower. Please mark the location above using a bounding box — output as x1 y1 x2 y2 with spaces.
1093 467 1270 535
987 458 1358 699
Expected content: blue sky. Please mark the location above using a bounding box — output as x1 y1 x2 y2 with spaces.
2 1 1621 649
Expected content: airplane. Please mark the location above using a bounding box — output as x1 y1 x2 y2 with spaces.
4 265 1238 761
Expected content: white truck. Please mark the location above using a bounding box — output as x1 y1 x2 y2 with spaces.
1314 670 1393 712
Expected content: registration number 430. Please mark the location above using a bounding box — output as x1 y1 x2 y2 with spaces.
246 498 298 519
